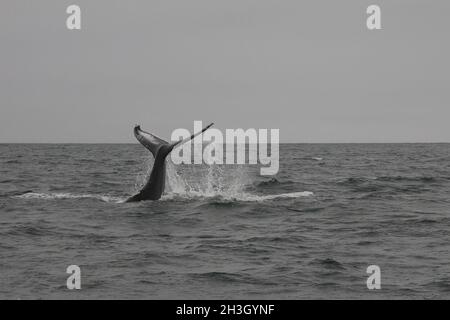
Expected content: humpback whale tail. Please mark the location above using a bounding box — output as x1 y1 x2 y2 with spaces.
126 122 214 202
134 122 214 157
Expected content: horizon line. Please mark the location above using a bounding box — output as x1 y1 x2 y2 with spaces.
1 141 450 144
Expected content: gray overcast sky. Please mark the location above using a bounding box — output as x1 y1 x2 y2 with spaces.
0 0 449 143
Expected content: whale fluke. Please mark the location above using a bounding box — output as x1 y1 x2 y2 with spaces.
133 125 169 157
171 122 214 149
126 122 214 202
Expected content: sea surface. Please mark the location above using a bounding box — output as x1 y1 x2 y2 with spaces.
1 143 449 299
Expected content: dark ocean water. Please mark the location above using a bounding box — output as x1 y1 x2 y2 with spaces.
1 143 450 299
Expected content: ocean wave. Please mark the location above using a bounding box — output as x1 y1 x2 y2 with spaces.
337 177 376 185
3 159 21 164
8 224 50 237
0 190 33 198
187 271 275 285
339 175 445 185
249 191 313 201
310 258 346 270
286 206 324 213
254 178 296 188
294 156 324 161
375 175 441 183
255 177 281 186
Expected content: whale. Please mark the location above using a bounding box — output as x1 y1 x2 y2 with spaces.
125 122 213 202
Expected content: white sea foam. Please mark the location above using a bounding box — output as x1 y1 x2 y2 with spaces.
243 191 314 201
14 189 312 204
14 192 124 203
160 190 313 202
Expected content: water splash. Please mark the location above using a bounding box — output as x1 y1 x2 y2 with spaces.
165 158 250 199
166 161 190 194
134 156 154 192
164 152 313 202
